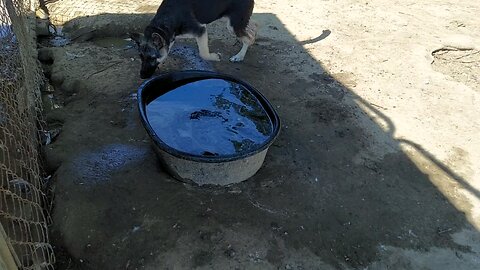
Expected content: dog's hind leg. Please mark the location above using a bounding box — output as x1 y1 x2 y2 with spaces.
195 27 221 61
228 16 258 62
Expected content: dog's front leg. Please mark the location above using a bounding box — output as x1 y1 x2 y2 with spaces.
196 29 221 61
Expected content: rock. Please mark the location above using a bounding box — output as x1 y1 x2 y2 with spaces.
38 48 54 64
36 19 51 36
224 247 236 258
42 146 63 173
50 71 65 87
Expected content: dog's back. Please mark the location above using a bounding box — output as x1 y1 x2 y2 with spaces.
153 0 254 26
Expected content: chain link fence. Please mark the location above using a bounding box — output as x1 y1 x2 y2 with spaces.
0 0 54 268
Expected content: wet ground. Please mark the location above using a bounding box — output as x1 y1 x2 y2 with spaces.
38 0 480 269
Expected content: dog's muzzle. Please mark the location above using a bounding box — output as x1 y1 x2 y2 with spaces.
140 70 155 79
140 65 157 79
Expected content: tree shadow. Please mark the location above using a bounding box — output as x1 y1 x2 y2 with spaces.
43 11 479 270
353 95 480 201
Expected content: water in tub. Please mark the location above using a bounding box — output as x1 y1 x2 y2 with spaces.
146 79 273 156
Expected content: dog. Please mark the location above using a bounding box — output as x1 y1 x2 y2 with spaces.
130 0 257 79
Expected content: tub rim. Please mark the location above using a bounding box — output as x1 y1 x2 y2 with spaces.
137 70 281 163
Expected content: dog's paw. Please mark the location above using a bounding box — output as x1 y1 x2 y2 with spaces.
201 53 221 61
229 54 244 62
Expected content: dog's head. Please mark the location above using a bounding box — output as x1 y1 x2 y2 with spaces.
130 31 170 79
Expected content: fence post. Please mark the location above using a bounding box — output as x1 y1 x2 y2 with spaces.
0 224 18 270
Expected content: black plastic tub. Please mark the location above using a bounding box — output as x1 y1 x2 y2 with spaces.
137 70 280 185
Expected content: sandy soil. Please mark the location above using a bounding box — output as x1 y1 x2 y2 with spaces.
38 0 480 269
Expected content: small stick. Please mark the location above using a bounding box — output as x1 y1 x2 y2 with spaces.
453 50 479 59
370 103 388 110
87 61 122 79
437 228 453 235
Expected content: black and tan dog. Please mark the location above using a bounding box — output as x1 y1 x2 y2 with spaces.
130 0 257 78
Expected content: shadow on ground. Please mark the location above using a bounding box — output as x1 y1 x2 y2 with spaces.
38 12 479 270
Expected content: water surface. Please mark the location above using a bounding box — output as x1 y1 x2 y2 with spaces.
146 79 272 156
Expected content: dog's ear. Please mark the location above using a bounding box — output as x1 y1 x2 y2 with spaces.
129 32 144 46
151 32 164 48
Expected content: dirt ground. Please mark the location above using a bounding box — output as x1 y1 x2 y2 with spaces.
37 0 480 269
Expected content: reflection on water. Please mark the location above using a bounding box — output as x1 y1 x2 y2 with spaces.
146 79 273 156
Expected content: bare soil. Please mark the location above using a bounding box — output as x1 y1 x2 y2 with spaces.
39 0 480 269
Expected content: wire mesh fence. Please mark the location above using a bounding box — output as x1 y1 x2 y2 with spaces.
0 0 54 268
